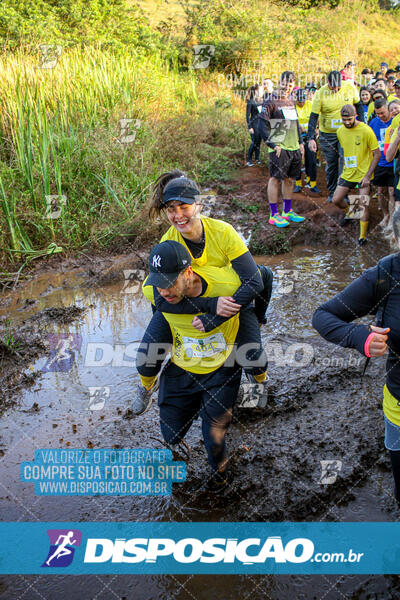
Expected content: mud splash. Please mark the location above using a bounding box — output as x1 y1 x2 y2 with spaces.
1 242 399 599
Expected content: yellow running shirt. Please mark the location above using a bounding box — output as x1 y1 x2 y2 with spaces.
161 216 248 268
337 122 379 183
383 384 400 426
367 102 375 122
388 113 400 144
311 81 360 134
142 263 241 374
296 101 312 132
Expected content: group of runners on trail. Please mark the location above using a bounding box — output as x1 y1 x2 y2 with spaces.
130 62 400 504
246 62 400 247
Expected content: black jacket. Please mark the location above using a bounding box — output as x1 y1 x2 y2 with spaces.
312 254 400 400
246 98 261 130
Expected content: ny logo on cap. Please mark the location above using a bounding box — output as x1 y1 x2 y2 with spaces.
152 255 161 268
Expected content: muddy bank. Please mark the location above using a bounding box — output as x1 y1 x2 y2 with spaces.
214 165 385 255
0 305 86 413
0 245 398 599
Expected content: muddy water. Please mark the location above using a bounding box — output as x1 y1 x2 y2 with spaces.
1 242 400 599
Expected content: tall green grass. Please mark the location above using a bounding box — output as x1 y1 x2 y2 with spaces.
0 48 243 267
2 0 399 269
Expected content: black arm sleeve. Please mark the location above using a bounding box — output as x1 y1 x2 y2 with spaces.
136 311 172 377
354 101 365 123
231 251 263 305
312 266 379 355
297 119 303 145
307 112 319 141
197 252 263 332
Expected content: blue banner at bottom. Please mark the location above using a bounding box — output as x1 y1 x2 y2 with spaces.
0 522 399 574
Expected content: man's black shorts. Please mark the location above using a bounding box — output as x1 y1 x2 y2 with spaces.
372 165 394 187
337 178 361 190
269 148 302 180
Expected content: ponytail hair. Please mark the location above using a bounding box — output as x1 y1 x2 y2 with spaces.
148 170 187 220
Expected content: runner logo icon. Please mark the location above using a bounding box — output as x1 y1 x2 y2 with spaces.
42 529 82 567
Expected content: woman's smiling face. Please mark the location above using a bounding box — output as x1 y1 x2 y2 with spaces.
165 201 201 235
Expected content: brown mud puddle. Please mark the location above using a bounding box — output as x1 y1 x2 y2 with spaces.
1 238 399 599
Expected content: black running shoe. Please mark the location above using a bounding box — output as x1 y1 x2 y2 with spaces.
206 470 229 493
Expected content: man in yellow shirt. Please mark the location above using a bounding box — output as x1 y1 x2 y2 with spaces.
308 71 363 202
385 110 400 214
333 105 380 245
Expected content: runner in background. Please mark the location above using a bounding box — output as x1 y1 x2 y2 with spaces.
305 82 317 102
388 99 400 119
312 214 400 508
394 79 400 101
368 98 395 231
385 116 400 211
380 62 389 78
308 70 363 203
360 87 372 123
361 68 373 87
341 61 356 83
246 84 262 166
258 70 305 227
262 78 274 100
387 76 397 102
333 104 380 245
375 78 388 93
367 89 388 123
294 88 320 194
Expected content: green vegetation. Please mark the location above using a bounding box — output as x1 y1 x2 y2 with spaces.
232 198 259 213
0 0 399 269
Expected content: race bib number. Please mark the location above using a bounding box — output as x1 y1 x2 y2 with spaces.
281 107 298 120
344 155 357 168
331 118 342 129
182 333 227 358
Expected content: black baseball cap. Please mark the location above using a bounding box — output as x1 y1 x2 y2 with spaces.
305 82 317 91
162 176 201 206
381 62 388 67
395 80 400 88
147 241 191 288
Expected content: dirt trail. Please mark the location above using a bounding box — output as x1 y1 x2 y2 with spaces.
213 164 384 255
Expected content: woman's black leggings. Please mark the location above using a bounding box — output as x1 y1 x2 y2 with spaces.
389 450 400 503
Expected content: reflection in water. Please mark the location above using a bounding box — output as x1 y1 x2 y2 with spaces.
0 244 395 599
